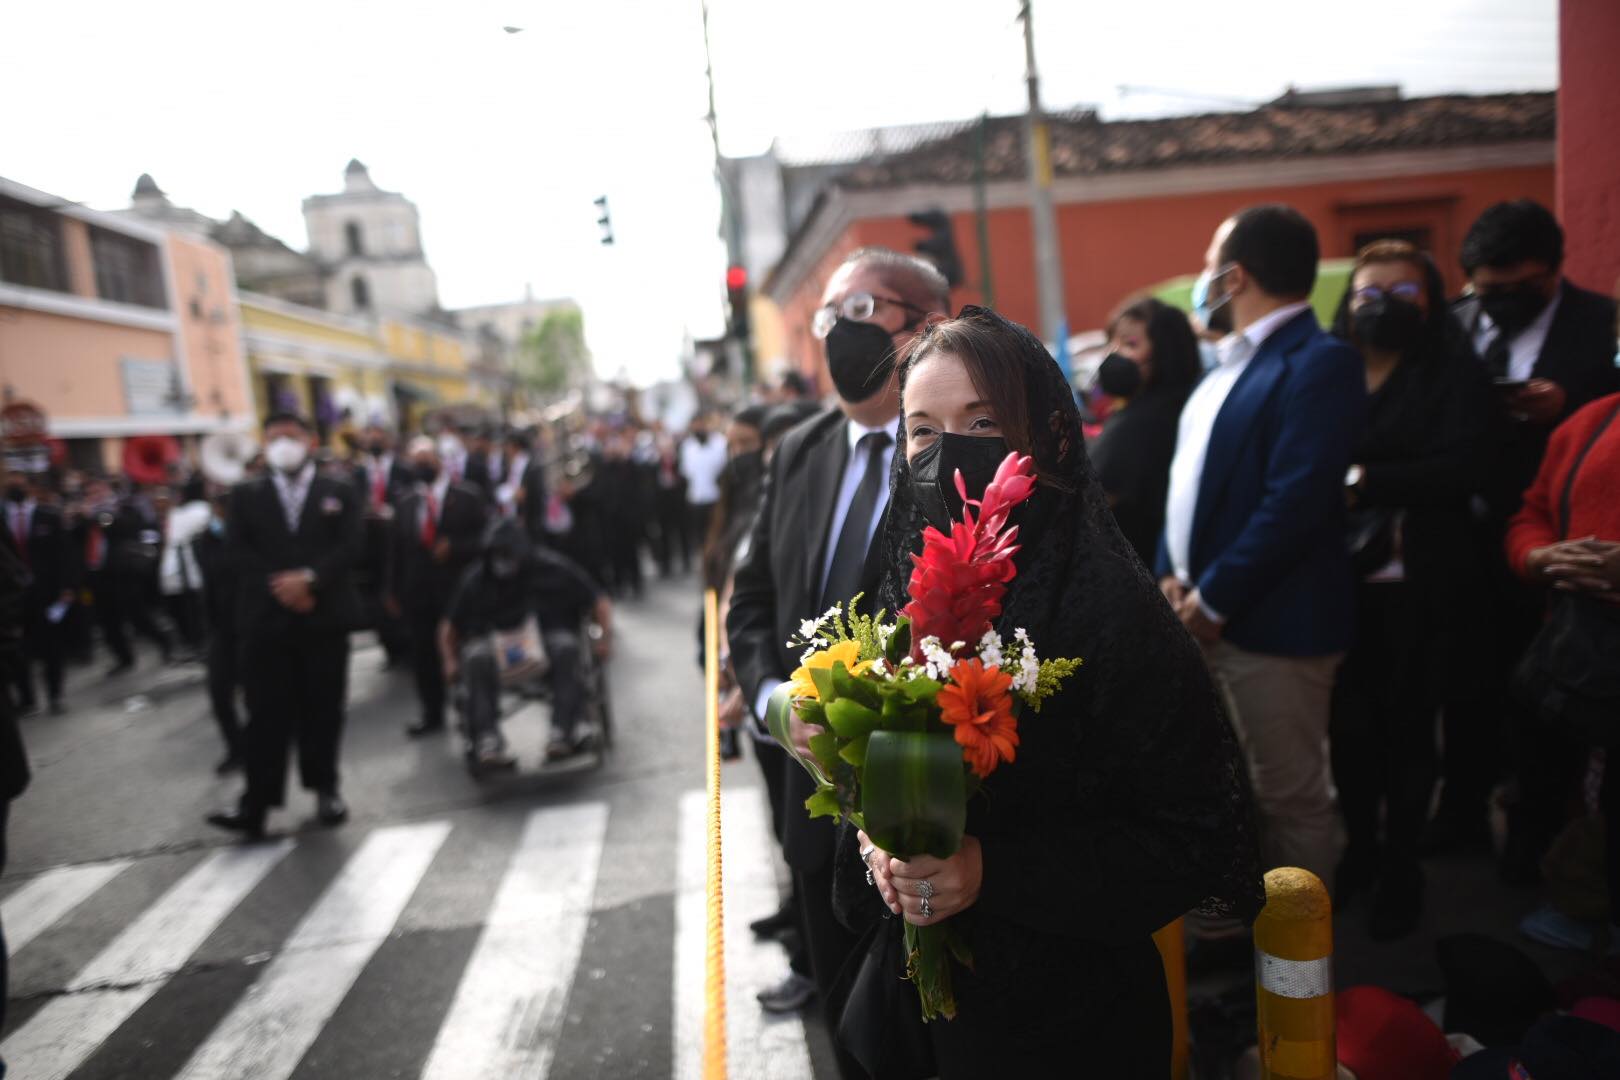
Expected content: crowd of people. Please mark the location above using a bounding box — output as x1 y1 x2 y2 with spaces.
704 199 1620 1075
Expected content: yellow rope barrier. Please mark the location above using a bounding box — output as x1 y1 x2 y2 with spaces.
702 588 728 1080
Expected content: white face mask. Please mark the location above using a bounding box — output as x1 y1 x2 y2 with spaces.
265 436 309 474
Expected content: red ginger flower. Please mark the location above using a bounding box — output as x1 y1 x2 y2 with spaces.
901 452 1038 657
937 658 1019 778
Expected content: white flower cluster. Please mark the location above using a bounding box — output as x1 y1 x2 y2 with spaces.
869 658 889 676
977 629 1005 668
917 635 957 681
1009 627 1039 695
786 605 844 650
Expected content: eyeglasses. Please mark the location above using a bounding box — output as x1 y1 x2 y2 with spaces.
811 292 928 339
1351 282 1424 305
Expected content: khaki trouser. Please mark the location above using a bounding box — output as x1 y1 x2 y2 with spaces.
1203 640 1344 893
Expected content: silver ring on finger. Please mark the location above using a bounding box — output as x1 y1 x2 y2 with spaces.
865 868 874 886
860 846 875 865
920 895 933 919
917 878 935 901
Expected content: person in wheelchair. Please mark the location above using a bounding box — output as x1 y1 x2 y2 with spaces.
439 518 612 769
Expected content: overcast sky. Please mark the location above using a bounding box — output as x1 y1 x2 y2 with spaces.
1 0 1557 385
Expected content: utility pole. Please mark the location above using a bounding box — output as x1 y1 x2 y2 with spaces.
1019 0 1070 377
701 0 752 388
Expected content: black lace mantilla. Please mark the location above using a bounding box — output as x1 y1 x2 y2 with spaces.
875 305 1265 927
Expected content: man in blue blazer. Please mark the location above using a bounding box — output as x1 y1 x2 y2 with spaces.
1157 205 1366 891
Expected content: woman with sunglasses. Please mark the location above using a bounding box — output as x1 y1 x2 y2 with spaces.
1326 239 1498 939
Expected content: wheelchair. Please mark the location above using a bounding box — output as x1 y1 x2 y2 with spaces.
450 616 613 776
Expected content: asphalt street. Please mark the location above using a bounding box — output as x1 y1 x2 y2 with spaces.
2 574 836 1080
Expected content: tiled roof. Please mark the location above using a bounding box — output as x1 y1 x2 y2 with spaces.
833 91 1555 190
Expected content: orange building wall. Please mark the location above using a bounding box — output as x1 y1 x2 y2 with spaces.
780 161 1555 381
1559 0 1620 298
0 308 176 418
166 234 254 421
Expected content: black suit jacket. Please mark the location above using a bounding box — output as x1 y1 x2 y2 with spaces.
350 456 412 512
388 482 488 614
728 407 891 871
12 502 79 601
508 458 549 545
1455 280 1620 518
0 527 28 803
227 471 363 640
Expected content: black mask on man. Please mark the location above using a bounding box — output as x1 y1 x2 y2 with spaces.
1351 298 1426 353
413 462 439 483
824 319 898 404
3 484 27 504
908 433 1010 533
721 450 764 495
1480 285 1552 338
1095 352 1144 399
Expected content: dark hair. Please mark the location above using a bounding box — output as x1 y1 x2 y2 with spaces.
262 411 311 432
733 404 768 431
763 401 819 444
1218 204 1319 299
1331 239 1468 364
901 310 1072 491
1105 296 1202 397
180 475 208 503
841 246 952 315
778 370 811 398
1459 199 1563 274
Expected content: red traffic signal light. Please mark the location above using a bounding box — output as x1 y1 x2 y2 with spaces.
725 265 748 291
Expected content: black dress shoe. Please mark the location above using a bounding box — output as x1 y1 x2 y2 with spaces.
749 905 797 941
756 972 815 1014
405 718 445 738
316 792 348 826
206 809 267 840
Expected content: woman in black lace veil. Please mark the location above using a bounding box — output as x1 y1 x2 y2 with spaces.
840 306 1263 1076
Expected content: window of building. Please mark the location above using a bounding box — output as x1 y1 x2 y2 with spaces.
345 221 364 256
0 195 66 292
90 227 164 308
351 275 371 310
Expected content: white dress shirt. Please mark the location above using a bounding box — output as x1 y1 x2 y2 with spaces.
754 416 899 723
272 463 316 533
1164 301 1313 599
1471 287 1561 382
679 433 730 506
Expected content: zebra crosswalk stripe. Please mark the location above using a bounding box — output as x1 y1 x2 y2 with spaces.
419 801 610 1080
173 821 451 1080
0 841 294 1080
0 859 132 954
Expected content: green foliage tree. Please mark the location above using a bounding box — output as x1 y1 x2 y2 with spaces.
517 307 591 395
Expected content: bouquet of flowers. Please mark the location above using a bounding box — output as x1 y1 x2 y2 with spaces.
766 451 1080 1021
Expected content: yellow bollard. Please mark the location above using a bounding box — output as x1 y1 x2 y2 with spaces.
702 589 727 1080
1254 868 1335 1079
1152 918 1189 1080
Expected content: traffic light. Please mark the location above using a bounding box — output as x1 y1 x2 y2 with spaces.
908 209 963 288
594 196 613 245
725 264 749 340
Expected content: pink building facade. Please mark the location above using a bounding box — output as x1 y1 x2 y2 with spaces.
0 176 254 472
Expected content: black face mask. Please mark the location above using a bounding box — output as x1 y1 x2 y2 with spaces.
722 450 764 493
1095 352 1143 398
3 486 27 504
366 441 387 456
824 318 898 404
908 433 1010 533
1351 298 1426 353
1480 285 1552 338
413 462 439 483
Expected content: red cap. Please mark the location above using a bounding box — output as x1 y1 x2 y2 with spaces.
1337 986 1458 1080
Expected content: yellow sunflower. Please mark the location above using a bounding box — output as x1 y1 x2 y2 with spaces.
788 640 873 700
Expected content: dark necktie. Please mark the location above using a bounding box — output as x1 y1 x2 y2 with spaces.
821 431 892 613
1484 331 1512 378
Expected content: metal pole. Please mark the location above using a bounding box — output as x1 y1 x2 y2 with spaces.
702 0 753 389
1019 1 1069 370
974 112 995 309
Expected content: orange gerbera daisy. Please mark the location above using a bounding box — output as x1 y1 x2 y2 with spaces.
936 658 1019 778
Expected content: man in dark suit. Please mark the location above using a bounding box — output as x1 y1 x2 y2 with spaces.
1156 205 1366 892
5 471 79 715
192 493 243 774
461 425 497 503
0 505 31 1069
350 423 412 668
207 412 363 839
729 247 950 1049
1436 199 1620 870
388 436 487 737
493 430 548 544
